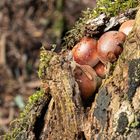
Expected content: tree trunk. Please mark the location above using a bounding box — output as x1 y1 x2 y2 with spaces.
4 4 140 140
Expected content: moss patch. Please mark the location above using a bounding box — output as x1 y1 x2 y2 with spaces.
38 47 54 81
21 89 45 118
129 115 140 128
4 89 49 140
63 0 138 49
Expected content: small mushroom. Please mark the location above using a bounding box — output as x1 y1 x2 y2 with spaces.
72 37 99 67
119 20 135 35
74 64 102 100
97 31 126 63
94 62 106 78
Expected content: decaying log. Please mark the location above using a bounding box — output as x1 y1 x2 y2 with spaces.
4 5 140 140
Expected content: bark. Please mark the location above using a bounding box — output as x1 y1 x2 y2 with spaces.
4 6 140 140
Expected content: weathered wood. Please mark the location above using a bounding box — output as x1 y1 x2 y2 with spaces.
40 8 140 140
4 6 140 140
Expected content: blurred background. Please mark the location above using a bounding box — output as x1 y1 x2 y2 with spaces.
0 0 96 135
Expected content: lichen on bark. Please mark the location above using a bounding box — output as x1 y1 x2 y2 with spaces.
90 8 140 139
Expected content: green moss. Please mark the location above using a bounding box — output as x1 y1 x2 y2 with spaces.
128 115 140 128
20 89 45 118
63 0 138 49
4 89 45 140
28 90 44 104
96 0 138 16
4 48 53 140
38 47 53 80
130 120 140 128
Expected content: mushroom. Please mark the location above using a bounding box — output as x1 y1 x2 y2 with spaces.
72 37 99 67
97 31 126 63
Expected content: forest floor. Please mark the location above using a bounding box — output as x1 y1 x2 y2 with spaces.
0 0 96 136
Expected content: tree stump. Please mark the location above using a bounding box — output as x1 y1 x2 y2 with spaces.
4 2 140 140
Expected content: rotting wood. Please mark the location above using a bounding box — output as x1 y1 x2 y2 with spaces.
4 5 140 140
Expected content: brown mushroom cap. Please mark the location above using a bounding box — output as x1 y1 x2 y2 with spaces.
94 62 106 78
74 65 101 100
72 37 99 67
119 20 135 35
97 31 126 63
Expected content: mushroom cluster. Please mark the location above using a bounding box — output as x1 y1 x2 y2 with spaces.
72 20 134 101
